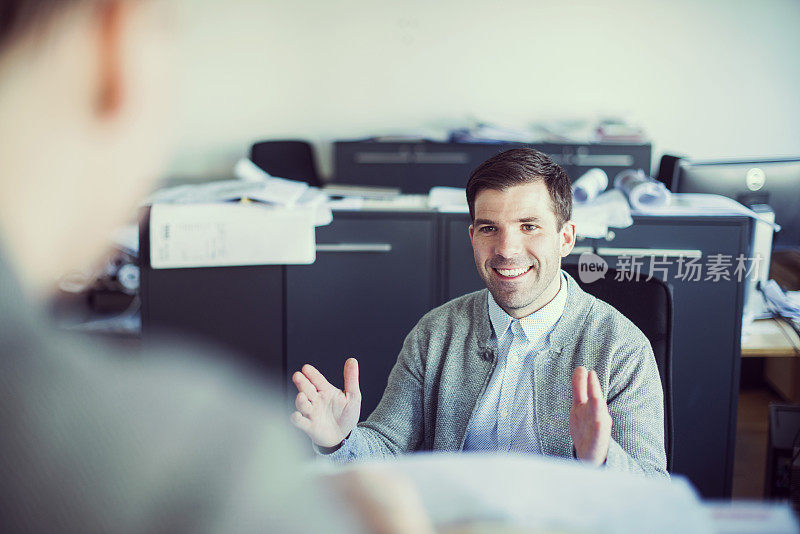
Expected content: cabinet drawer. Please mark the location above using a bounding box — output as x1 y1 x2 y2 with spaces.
286 214 437 418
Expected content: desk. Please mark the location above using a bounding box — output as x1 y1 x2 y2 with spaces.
742 318 800 402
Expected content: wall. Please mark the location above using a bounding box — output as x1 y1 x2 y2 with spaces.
166 0 800 181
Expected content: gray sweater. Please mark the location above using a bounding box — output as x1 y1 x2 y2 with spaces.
327 271 668 478
0 250 358 532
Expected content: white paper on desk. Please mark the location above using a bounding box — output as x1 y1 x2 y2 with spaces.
702 501 799 534
149 203 315 268
145 179 269 205
326 197 365 211
632 193 782 231
323 453 713 534
572 189 633 238
429 186 468 212
295 187 332 226
233 158 308 206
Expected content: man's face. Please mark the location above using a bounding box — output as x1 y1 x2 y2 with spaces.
469 181 575 319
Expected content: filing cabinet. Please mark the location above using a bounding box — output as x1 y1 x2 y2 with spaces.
286 212 437 417
333 141 652 193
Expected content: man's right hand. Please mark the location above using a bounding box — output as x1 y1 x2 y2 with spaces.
289 358 362 448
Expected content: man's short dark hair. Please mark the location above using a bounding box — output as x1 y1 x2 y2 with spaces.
466 147 572 228
0 1 85 52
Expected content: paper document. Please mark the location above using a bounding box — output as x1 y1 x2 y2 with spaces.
322 184 401 199
572 168 609 204
614 169 671 210
149 203 315 268
632 193 782 231
702 501 799 534
145 179 268 205
318 453 713 534
429 186 468 212
572 189 633 238
233 158 308 206
326 197 365 211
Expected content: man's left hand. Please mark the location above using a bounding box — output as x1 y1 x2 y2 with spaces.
569 366 612 466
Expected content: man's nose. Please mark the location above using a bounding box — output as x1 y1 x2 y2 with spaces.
495 229 524 258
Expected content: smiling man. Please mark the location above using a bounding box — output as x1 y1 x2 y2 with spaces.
291 148 667 478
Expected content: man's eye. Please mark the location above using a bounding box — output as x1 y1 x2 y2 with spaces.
522 224 538 231
479 226 496 233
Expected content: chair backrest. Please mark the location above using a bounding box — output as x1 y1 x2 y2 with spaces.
656 153 684 190
563 264 674 472
250 140 321 187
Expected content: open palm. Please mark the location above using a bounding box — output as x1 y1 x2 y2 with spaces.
569 366 612 466
290 358 362 448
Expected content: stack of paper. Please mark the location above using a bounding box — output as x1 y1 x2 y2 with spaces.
144 158 333 269
149 203 316 269
316 453 799 534
429 187 468 213
572 189 633 238
317 453 716 534
145 158 332 227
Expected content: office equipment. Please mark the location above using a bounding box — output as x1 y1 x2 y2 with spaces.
562 264 673 471
743 206 775 322
670 156 800 248
249 140 322 188
333 141 652 194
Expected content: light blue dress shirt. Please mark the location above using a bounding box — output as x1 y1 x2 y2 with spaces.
463 272 568 454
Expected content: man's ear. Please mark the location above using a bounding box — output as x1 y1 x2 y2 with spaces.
95 0 126 117
468 224 474 245
559 221 576 257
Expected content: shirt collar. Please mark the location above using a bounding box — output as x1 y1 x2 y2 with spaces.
487 271 568 343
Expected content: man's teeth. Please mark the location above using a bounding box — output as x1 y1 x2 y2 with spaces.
495 267 529 277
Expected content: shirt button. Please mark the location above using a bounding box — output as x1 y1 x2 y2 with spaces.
510 355 518 364
501 410 508 418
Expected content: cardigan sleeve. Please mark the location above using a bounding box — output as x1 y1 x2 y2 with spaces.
318 322 429 463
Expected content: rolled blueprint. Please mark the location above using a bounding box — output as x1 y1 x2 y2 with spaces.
572 168 608 204
614 169 671 210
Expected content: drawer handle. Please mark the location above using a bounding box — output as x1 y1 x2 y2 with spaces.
572 154 635 167
412 152 470 164
596 247 702 258
354 152 411 164
316 243 393 253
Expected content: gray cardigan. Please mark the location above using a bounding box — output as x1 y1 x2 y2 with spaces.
327 271 668 478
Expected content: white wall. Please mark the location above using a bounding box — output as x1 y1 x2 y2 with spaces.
167 0 800 180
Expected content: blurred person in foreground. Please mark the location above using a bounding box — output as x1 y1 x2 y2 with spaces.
0 1 435 532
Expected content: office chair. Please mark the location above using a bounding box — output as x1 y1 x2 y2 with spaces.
563 264 674 472
250 140 322 187
655 154 684 190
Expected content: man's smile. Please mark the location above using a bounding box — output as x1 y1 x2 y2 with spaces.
492 265 534 279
